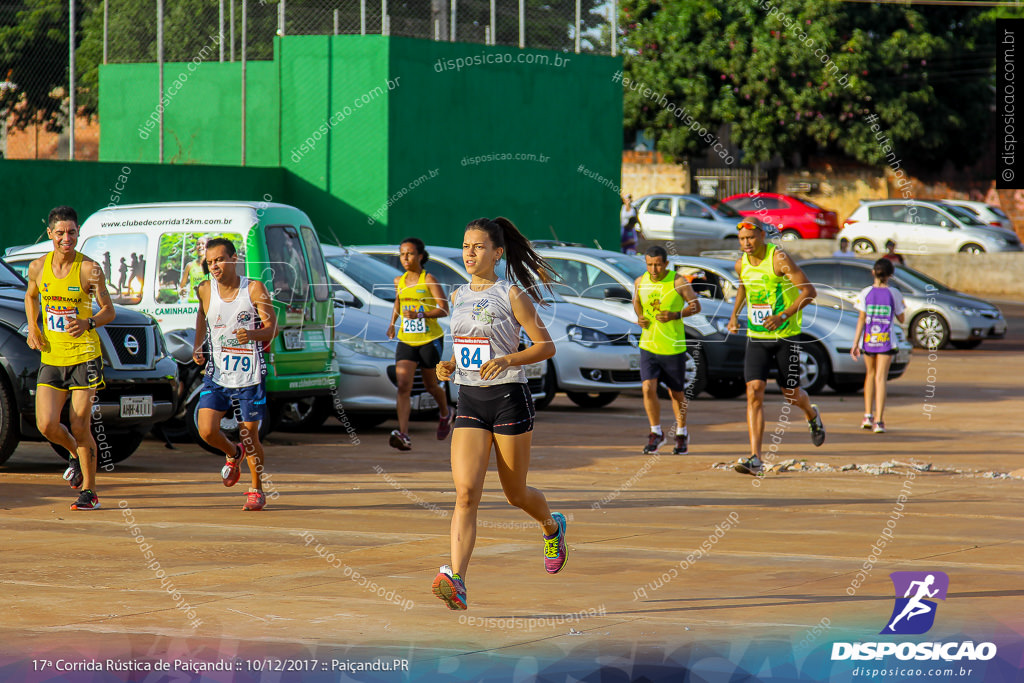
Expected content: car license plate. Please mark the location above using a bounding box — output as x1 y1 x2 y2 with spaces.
525 362 544 379
628 354 640 370
120 396 153 418
412 392 438 410
283 329 305 350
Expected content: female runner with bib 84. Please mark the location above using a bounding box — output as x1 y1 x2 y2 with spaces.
431 217 567 610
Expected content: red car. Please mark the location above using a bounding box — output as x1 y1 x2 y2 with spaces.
722 192 840 240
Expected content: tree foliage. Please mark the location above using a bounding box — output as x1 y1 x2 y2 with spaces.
620 0 999 172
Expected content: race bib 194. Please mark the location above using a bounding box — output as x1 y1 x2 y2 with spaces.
453 336 491 372
749 304 772 326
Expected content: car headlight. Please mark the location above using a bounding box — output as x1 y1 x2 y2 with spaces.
951 305 980 316
337 335 393 359
566 324 611 348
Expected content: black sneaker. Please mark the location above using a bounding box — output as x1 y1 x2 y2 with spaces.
642 432 666 454
63 457 83 489
808 404 826 447
734 455 764 476
71 489 100 510
672 433 689 455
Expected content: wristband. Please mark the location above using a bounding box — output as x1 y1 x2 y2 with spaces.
88 317 96 330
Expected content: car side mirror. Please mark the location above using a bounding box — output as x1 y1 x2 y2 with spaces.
604 286 632 302
333 289 358 307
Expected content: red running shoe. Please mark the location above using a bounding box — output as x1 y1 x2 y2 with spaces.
221 444 243 487
243 490 266 511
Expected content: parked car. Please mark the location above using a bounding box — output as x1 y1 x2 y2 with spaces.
5 201 338 452
722 192 839 240
939 199 1016 234
839 200 1023 254
633 194 746 242
666 255 913 394
798 257 1006 349
353 244 644 408
530 246 747 398
322 244 402 317
0 259 180 466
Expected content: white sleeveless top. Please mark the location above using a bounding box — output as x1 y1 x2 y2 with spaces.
206 277 264 388
450 280 526 386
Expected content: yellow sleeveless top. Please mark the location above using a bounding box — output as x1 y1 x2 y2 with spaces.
397 270 443 345
637 271 686 354
39 252 102 366
740 243 802 339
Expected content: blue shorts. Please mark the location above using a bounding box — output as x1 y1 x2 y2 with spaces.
197 378 266 422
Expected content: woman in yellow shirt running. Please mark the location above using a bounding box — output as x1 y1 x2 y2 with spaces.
386 238 452 450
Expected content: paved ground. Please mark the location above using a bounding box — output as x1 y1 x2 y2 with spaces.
2 304 1023 681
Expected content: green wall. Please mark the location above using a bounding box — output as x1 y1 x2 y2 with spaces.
88 35 623 248
0 160 284 247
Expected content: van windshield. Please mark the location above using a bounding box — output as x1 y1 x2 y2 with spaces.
266 226 310 305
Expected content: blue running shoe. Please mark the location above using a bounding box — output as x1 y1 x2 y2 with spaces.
432 565 467 610
544 512 568 574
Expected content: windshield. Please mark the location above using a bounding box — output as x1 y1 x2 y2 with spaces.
894 265 953 293
942 204 987 227
599 254 647 280
0 259 26 286
709 199 741 217
327 250 402 302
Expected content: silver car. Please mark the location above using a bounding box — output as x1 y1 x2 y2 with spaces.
839 200 1022 254
666 255 913 395
635 193 745 242
353 244 644 409
798 258 1007 350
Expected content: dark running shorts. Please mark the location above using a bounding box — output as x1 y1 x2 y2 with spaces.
454 383 534 435
744 336 802 390
396 339 443 368
864 350 896 357
37 358 105 392
639 349 688 392
197 377 267 422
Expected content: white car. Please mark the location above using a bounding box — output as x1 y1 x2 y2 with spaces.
839 200 1022 254
353 244 644 409
939 200 1016 235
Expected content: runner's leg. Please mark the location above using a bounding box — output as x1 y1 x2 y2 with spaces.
493 431 558 536
669 388 687 432
239 420 264 491
641 378 660 429
395 359 417 435
197 408 234 456
35 385 76 454
69 388 99 491
449 427 492 579
862 354 877 419
421 367 450 419
746 379 767 457
873 354 894 423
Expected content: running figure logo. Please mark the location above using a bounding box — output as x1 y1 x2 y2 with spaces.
881 571 949 635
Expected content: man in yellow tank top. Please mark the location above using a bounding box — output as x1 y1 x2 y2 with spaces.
727 218 825 476
25 206 115 511
632 245 701 455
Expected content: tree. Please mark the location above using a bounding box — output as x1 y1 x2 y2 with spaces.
620 0 998 173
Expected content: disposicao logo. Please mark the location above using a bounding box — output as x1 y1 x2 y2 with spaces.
831 571 997 662
882 571 949 635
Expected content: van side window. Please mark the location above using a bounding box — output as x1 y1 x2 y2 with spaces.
300 226 330 301
266 226 310 304
81 233 148 306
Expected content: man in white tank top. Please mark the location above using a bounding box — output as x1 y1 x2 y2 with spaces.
191 238 278 511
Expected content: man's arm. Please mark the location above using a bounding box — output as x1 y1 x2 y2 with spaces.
674 274 701 318
727 258 747 333
192 281 209 364
632 275 649 328
24 257 46 351
763 249 816 331
240 279 278 343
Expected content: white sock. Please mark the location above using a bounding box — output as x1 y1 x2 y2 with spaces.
676 426 687 436
651 425 663 436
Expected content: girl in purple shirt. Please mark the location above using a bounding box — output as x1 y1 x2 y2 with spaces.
851 258 906 433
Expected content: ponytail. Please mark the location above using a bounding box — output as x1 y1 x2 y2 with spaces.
465 217 557 304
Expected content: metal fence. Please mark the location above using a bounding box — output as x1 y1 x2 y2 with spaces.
0 0 616 159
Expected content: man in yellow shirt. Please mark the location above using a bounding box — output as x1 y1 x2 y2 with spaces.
727 218 825 476
25 206 116 510
632 245 701 455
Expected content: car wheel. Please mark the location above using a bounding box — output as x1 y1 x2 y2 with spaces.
706 377 745 399
780 229 802 240
780 341 830 395
910 312 950 350
0 378 19 466
50 430 146 466
531 361 557 410
958 243 985 254
186 389 273 455
851 238 876 255
950 339 982 350
565 391 619 409
276 396 331 432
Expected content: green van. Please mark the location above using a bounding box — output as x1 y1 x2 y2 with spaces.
76 199 337 444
